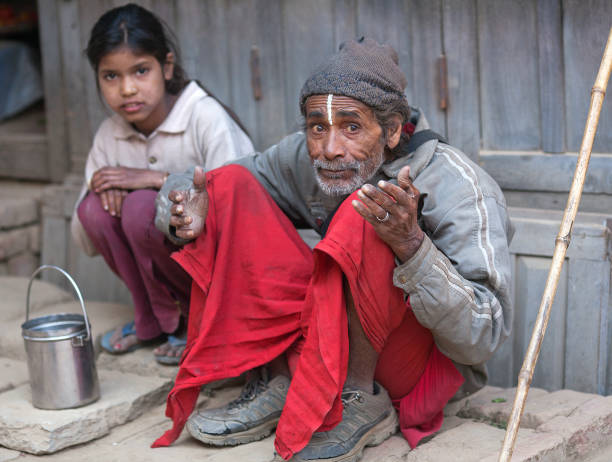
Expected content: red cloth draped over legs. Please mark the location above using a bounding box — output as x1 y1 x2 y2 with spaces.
153 165 314 447
273 193 464 460
153 164 463 455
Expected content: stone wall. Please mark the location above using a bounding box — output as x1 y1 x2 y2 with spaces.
0 197 41 277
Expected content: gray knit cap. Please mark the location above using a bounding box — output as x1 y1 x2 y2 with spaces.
299 37 409 117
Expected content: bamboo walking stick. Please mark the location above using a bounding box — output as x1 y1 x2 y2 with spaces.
498 27 612 462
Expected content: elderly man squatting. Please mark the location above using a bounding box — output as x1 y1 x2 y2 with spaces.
152 37 514 462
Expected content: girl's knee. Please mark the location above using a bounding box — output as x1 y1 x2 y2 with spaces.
77 193 112 235
120 190 157 238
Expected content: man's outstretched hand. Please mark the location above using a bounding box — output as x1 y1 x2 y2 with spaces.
352 165 424 262
169 166 209 240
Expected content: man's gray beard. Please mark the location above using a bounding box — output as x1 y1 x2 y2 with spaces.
312 149 385 196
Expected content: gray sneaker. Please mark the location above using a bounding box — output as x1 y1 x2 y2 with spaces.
289 382 398 461
186 368 289 446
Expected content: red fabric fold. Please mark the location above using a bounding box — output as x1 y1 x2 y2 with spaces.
392 346 464 448
153 165 313 447
274 192 462 459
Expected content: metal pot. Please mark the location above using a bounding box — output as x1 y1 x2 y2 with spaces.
21 265 100 410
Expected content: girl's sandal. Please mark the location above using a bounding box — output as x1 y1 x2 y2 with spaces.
154 335 187 365
101 321 144 354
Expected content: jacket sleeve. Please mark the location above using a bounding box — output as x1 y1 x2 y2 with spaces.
392 193 513 366
230 132 311 226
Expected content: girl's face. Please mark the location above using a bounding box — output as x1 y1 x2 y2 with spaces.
97 46 174 135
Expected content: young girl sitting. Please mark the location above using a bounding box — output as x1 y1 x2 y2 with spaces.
71 3 253 364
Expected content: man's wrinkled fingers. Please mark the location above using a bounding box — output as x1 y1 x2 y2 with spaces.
169 215 185 228
377 180 409 203
169 215 193 228
352 199 374 222
356 189 387 217
168 190 184 203
170 204 184 216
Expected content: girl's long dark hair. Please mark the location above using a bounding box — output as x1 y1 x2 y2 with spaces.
85 3 249 135
86 3 186 94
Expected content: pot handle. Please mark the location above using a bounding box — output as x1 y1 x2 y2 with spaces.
26 265 92 342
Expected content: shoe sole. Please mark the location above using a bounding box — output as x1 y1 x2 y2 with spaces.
292 410 399 462
186 416 280 447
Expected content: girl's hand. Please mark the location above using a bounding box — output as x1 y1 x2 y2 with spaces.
99 188 128 217
91 167 167 192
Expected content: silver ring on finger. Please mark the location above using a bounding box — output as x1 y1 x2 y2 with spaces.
376 211 390 223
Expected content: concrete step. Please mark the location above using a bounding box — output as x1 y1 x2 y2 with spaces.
2 278 611 461
0 366 172 455
0 276 72 323
0 383 609 461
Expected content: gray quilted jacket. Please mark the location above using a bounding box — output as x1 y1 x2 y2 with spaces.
156 110 514 396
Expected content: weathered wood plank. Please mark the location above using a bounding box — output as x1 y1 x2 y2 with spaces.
502 190 612 215
407 0 445 134
480 151 612 194
333 0 357 50
0 135 48 180
563 0 612 153
608 297 612 395
147 0 176 29
36 0 66 182
40 216 68 290
355 0 414 104
226 0 258 147
442 0 480 159
512 255 567 391
57 0 93 175
282 0 335 133
537 0 565 153
508 207 610 261
78 0 113 145
477 0 540 150
176 0 231 104
226 0 287 150
565 259 609 393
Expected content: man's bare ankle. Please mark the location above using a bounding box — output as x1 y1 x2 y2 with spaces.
343 379 374 394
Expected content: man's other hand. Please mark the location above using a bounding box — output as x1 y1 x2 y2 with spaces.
352 165 424 262
169 166 209 240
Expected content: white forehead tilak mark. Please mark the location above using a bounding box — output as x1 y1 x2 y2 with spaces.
327 94 333 126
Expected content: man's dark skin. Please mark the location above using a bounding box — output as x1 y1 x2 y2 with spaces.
168 95 424 393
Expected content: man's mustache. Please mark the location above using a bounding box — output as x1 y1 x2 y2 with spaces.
312 159 360 172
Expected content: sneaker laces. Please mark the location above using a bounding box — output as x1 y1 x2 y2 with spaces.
228 367 269 409
341 390 363 406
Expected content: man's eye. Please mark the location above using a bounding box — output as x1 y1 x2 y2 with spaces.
347 123 359 132
310 124 325 133
103 72 116 81
136 67 149 75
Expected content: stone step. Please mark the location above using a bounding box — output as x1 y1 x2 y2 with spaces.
0 368 172 455
0 197 38 231
97 347 181 379
3 380 612 461
450 385 599 430
0 276 72 323
0 357 28 393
